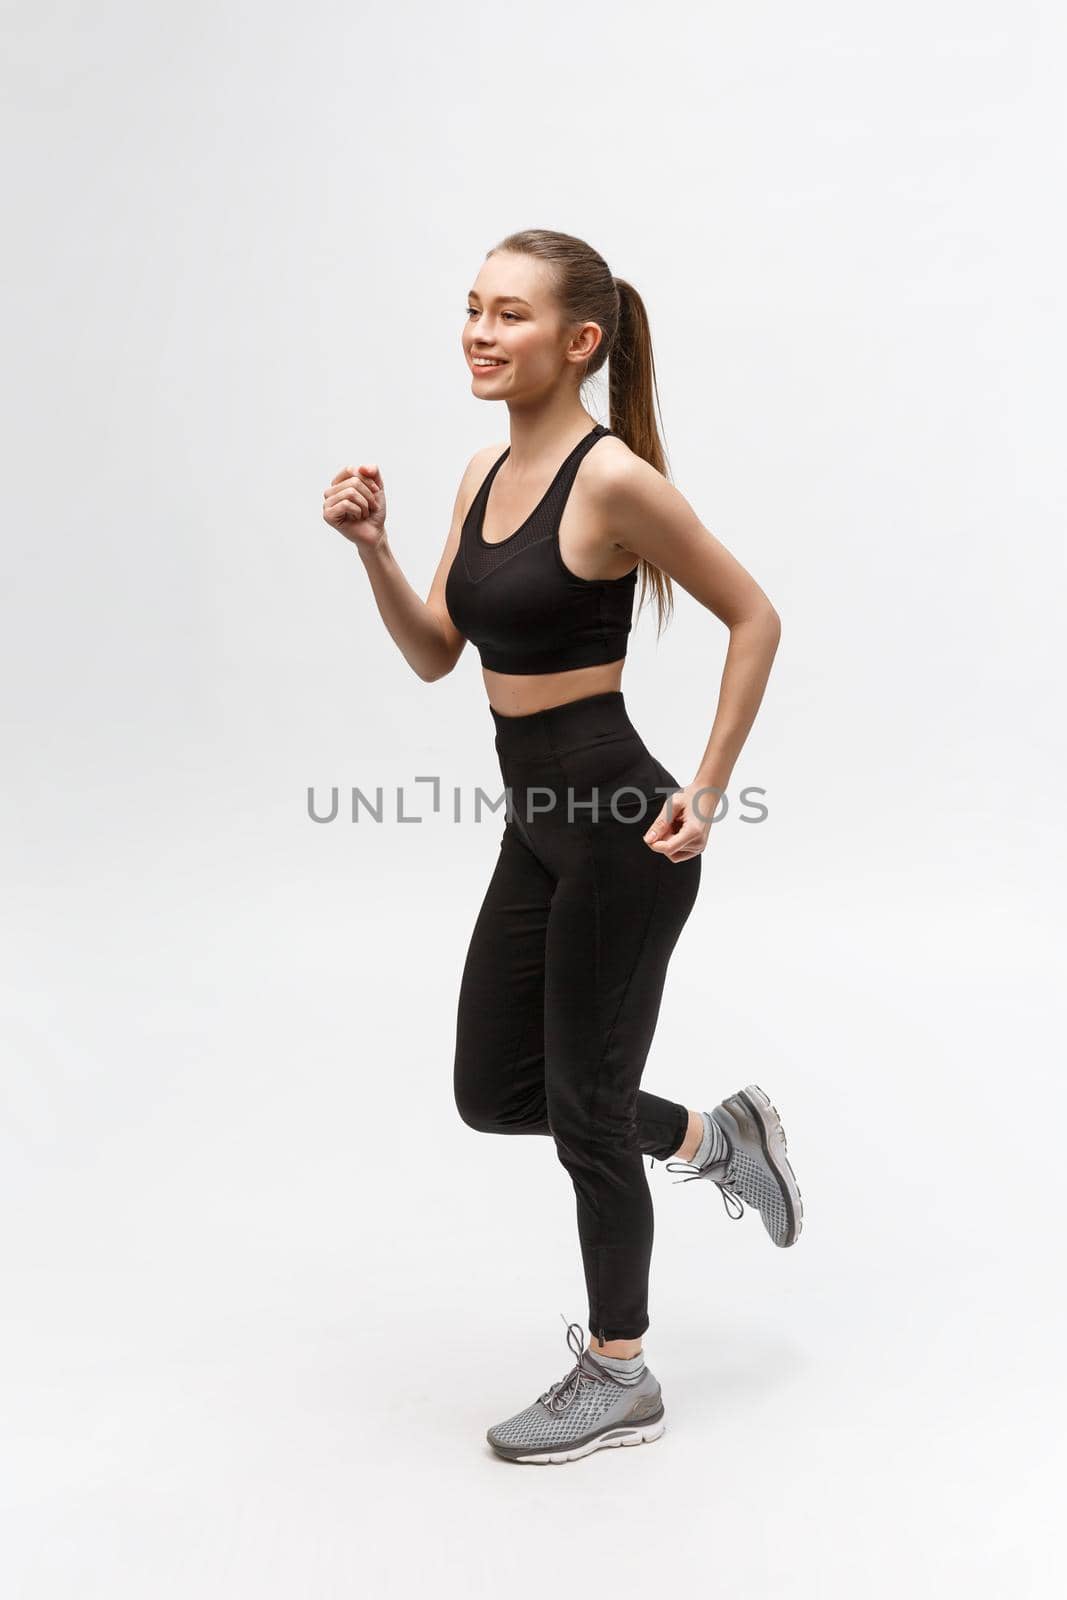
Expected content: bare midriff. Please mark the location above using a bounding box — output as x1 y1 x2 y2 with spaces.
483 657 626 718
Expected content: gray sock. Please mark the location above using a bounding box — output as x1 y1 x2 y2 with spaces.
692 1109 730 1169
587 1348 646 1385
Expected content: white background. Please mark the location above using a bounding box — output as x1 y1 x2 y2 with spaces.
2 1 1064 1595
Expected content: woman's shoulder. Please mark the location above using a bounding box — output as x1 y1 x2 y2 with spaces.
584 429 658 501
452 439 509 529
460 438 509 484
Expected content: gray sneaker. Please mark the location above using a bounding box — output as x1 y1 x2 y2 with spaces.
665 1082 803 1247
486 1317 666 1464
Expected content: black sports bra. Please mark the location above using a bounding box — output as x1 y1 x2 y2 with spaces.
444 422 638 675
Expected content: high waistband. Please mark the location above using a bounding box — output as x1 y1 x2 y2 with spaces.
490 690 638 763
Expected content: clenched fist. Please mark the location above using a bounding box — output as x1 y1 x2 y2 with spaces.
323 463 388 552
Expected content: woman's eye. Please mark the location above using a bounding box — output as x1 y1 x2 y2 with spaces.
465 308 519 320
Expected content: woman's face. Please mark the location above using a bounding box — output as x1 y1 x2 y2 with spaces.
462 251 595 401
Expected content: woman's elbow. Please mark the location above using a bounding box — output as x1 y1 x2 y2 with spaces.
417 647 462 683
736 600 780 640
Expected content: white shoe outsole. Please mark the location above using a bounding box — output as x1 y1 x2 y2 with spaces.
505 1418 666 1464
738 1081 804 1245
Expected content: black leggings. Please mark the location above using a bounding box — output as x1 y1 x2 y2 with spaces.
452 690 702 1342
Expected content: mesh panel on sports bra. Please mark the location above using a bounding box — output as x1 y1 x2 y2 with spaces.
461 425 609 582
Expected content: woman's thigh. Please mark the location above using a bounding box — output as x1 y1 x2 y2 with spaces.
543 806 701 1158
452 823 555 1134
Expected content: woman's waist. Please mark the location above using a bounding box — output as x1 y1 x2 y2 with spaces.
484 656 625 722
490 690 678 804
490 688 637 762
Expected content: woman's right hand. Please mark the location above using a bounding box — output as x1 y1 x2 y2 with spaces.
323 463 388 552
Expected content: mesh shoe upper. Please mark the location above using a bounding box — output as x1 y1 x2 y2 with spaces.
664 1083 802 1247
487 1318 663 1458
713 1129 792 1244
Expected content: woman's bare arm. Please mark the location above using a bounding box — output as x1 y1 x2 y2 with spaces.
597 448 781 807
352 446 497 683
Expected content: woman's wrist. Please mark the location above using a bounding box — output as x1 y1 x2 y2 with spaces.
689 768 731 825
357 526 391 564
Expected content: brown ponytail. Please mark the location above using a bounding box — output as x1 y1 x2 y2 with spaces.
487 229 675 638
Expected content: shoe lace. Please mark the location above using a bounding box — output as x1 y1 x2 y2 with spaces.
663 1156 745 1221
537 1314 609 1414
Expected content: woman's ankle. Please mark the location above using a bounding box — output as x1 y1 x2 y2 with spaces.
672 1107 704 1163
589 1337 643 1359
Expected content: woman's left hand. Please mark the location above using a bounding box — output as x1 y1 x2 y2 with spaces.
643 781 719 862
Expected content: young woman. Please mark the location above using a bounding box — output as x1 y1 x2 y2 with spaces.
322 228 803 1465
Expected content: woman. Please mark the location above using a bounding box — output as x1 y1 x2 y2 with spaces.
322 228 803 1465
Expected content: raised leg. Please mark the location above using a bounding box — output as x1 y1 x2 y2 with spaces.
453 823 691 1160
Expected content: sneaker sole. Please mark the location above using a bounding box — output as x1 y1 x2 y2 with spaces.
730 1083 804 1246
488 1408 666 1464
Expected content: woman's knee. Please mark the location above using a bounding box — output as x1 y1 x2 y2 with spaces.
455 1057 551 1136
453 1055 518 1134
453 1060 498 1133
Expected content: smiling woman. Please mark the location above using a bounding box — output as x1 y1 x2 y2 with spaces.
321 225 798 1468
